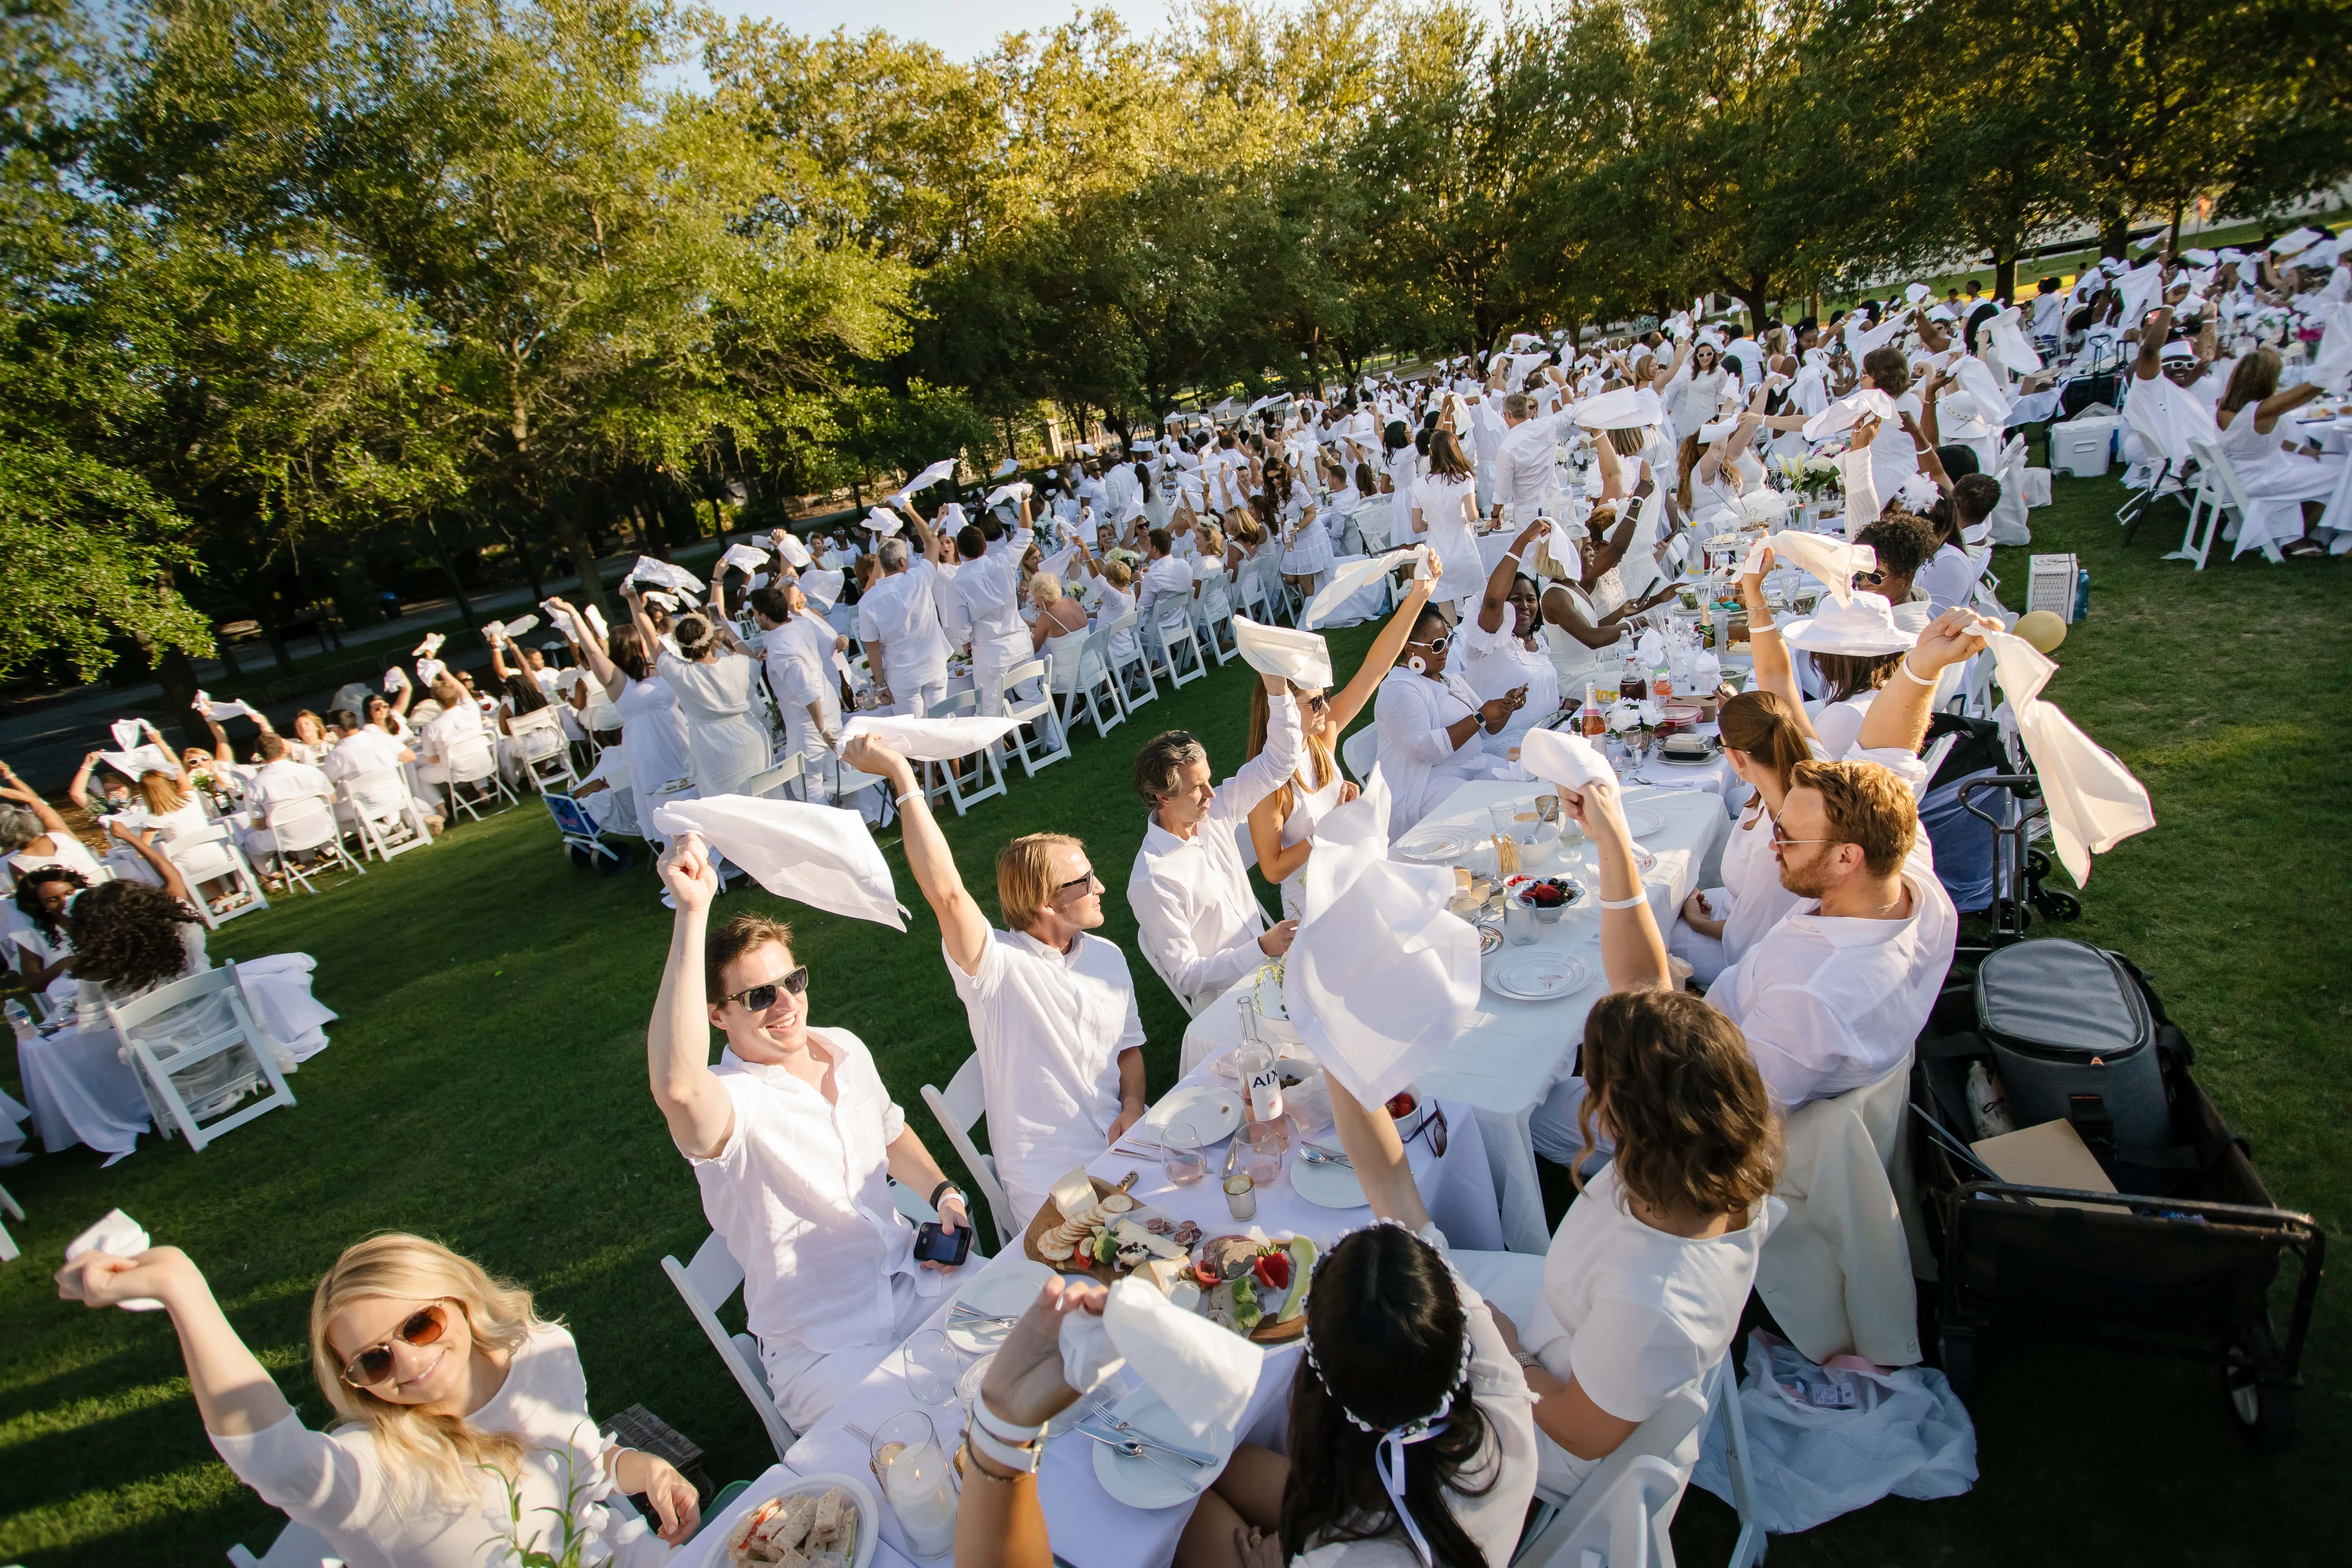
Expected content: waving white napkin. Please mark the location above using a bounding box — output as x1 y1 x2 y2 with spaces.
1231 616 1333 688
894 457 958 502
1837 447 1880 537
1844 310 1911 359
629 556 704 594
994 456 1021 477
65 1210 163 1309
1037 547 1077 586
191 691 260 723
484 615 539 642
775 533 814 569
985 480 1033 509
720 542 771 575
650 795 908 930
1521 725 1617 792
100 742 180 780
1303 546 1429 629
1058 1276 1266 1441
2305 302 2352 391
798 567 845 610
1574 387 1664 430
863 506 902 537
1981 633 2154 887
1802 388 1895 442
639 589 679 614
838 712 1020 762
414 657 447 686
108 719 142 751
1982 306 2043 374
1747 530 1878 609
381 667 410 693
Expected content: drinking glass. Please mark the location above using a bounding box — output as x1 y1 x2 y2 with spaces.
1243 1125 1283 1190
870 1411 958 1558
1505 891 1538 946
1164 1122 1207 1187
901 1329 956 1407
1488 802 1518 846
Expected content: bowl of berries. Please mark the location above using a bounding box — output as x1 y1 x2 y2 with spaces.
1510 875 1582 924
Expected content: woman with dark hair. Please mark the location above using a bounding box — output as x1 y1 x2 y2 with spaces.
548 590 696 825
1270 455 1332 597
1409 427 1483 616
1382 418 1420 512
1458 523 1556 759
13 863 88 1007
1374 587 1520 834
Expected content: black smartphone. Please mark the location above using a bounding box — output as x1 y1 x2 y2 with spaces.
913 1220 972 1266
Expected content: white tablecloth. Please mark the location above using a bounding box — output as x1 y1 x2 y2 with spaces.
2306 415 2352 552
778 1060 1499 1566
1184 779 1720 1253
17 1024 149 1158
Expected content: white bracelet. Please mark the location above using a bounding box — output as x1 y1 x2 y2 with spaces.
967 1424 1044 1475
1896 655 1938 685
895 788 923 807
1598 891 1649 910
973 1395 1047 1446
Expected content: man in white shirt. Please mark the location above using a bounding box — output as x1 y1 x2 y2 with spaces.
749 583 843 803
1490 380 1580 524
1136 528 1195 665
952 509 1037 721
321 709 428 837
1126 681 1303 1016
237 732 331 868
646 838 973 1431
855 531 952 718
848 733 1148 1227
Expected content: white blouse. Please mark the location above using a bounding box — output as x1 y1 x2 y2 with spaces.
1373 668 1490 834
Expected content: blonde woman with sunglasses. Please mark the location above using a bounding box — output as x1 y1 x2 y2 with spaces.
56 1233 695 1567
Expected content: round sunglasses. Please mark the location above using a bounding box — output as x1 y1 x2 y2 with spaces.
721 966 811 1013
340 1304 448 1388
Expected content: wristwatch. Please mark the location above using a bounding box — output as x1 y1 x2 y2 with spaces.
929 1181 965 1213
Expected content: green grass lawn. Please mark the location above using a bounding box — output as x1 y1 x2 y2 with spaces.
2 471 2346 1567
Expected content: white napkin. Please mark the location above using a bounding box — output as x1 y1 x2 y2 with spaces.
1038 547 1077 585
985 481 1032 509
412 632 446 659
650 796 908 930
415 657 446 685
1573 387 1664 430
894 457 958 500
99 743 179 780
799 567 844 610
1844 310 1911 358
1981 633 2154 887
541 602 579 640
1521 726 1617 792
720 542 771 574
994 456 1021 477
1752 531 1878 609
1058 1275 1266 1442
630 556 705 594
1737 490 1791 527
1231 616 1333 688
640 589 679 614
382 667 409 693
1303 546 1428 628
1802 388 1895 442
584 603 608 640
192 691 259 722
2305 302 2352 391
838 712 1021 762
1951 356 2013 428
1837 448 1880 538
1904 282 1931 304
65 1210 163 1310
484 615 539 642
110 720 142 751
863 506 903 538
1985 307 2043 374
776 533 814 569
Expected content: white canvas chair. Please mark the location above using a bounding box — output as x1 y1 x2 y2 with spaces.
106 961 296 1153
337 768 434 863
225 1520 337 1568
918 1053 1018 1249
166 825 269 930
1148 592 1208 689
1103 610 1158 709
1052 623 1126 742
921 690 1008 816
660 1232 799 1461
738 754 806 802
442 730 518 821
0 1181 21 1264
506 706 576 792
996 657 1069 778
1340 725 1378 786
261 794 365 894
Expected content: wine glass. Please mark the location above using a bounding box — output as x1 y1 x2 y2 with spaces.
901 1329 956 1407
1164 1122 1207 1187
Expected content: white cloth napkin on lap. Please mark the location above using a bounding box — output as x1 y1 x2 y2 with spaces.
1521 727 1617 792
1231 617 1333 688
720 542 770 574
1980 634 2154 887
838 713 1021 762
1058 1276 1265 1442
65 1210 162 1310
650 796 908 930
1304 546 1429 629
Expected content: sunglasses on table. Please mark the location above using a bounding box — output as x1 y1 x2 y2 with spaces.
722 967 811 1013
341 1304 449 1387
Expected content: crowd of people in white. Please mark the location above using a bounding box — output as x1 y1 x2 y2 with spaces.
38 219 2339 1568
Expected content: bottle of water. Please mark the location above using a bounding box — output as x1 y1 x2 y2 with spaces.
5 998 33 1041
2073 567 2091 623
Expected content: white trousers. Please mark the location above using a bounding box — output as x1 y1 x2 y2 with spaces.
971 635 1035 719
761 1272 943 1435
887 671 947 720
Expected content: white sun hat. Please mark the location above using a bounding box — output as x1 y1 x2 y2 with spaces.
1779 591 1919 656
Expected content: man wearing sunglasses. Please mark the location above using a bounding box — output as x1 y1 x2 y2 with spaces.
1126 670 1304 1017
846 733 1148 1230
648 833 976 1433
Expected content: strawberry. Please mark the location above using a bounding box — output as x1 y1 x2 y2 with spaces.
1385 1091 1417 1118
1254 1250 1292 1291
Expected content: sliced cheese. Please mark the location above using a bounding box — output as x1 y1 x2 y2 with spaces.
1046 1166 1097 1218
1109 1219 1186 1260
1138 1256 1187 1296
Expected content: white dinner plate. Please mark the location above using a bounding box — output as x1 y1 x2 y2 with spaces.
1487 950 1595 1002
1620 805 1665 839
946 1259 1057 1354
1291 1146 1373 1209
1394 828 1474 863
692 1470 880 1568
1087 1387 1233 1509
1144 1084 1246 1147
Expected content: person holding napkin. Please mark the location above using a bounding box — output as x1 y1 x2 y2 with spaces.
1374 574 1521 835
1126 657 1307 1017
843 732 1147 1228
644 831 972 1432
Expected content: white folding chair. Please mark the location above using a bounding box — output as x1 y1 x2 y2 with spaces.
166 825 269 929
0 1181 22 1264
2166 435 2242 570
261 794 366 894
1514 1352 1742 1565
1193 571 1237 665
1150 598 1207 689
442 731 518 821
661 1232 799 1461
1052 625 1127 742
1104 610 1158 709
919 1053 1018 1249
225 1520 337 1568
739 754 806 802
997 657 1069 778
1340 725 1379 785
337 769 434 863
922 690 1008 816
106 961 296 1153
1514 1455 1684 1568
1707 1352 1769 1568
506 706 577 792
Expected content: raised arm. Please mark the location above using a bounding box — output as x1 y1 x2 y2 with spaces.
2132 306 2173 381
0 763 72 841
547 597 623 699
1478 523 1542 634
1735 548 1819 744
1558 776 1670 991
647 834 736 1159
68 751 103 813
1325 1073 1431 1233
898 502 944 565
842 734 991 976
1331 560 1439 732
486 629 517 685
55 1248 294 1438
107 819 196 906
1854 608 1999 755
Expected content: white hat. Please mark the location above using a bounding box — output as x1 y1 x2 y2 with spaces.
2159 341 2199 362
1573 387 1664 430
1779 592 1919 656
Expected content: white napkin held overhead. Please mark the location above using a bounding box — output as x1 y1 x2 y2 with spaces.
893 457 958 501
1231 616 1334 689
720 542 771 575
1802 388 1895 442
191 691 260 723
776 533 814 570
984 481 1033 509
798 567 845 610
1520 727 1618 793
414 657 447 685
484 615 539 642
649 796 908 930
412 632 446 660
1057 1276 1265 1441
109 719 143 752
65 1210 163 1310
1751 531 1879 609
1303 547 1429 629
1980 633 2154 887
838 712 1021 762
629 555 705 594
99 743 180 780
863 506 902 537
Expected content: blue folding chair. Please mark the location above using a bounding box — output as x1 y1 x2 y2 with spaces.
543 792 633 875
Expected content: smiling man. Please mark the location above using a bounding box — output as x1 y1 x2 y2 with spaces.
646 833 973 1432
846 733 1148 1228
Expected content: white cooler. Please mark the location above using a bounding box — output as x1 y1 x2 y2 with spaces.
2049 415 2126 478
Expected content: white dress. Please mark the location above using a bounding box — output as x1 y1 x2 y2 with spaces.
1410 474 1483 604
610 673 695 818
1278 488 1333 577
2218 403 2340 556
1539 583 1610 696
657 651 767 798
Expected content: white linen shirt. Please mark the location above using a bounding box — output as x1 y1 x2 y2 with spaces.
686 1028 936 1360
855 560 952 686
245 758 330 820
1128 694 1303 1014
950 928 1146 1226
1374 667 1491 832
1139 553 1196 629
1492 411 1579 519
955 526 1036 654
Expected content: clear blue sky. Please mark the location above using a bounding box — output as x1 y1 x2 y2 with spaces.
702 0 1175 61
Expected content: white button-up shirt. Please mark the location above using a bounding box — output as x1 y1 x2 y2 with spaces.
855 559 951 686
1375 666 1490 832
1127 694 1303 1015
950 929 1145 1227
1139 553 1195 629
1707 830 1956 1113
686 1028 934 1359
1492 411 1578 517
245 758 330 820
954 526 1035 657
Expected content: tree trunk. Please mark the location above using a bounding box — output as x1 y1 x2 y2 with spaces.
556 479 609 615
155 645 209 748
500 520 548 603
706 497 724 538
1737 275 1772 332
2100 210 2131 260
1994 251 2018 306
419 516 478 625
2166 198 2184 258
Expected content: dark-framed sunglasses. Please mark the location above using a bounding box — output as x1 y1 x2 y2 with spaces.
1854 569 1885 586
340 1304 449 1387
1055 867 1101 898
722 967 810 1013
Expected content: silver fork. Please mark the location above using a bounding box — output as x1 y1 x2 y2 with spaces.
1082 1395 1218 1465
